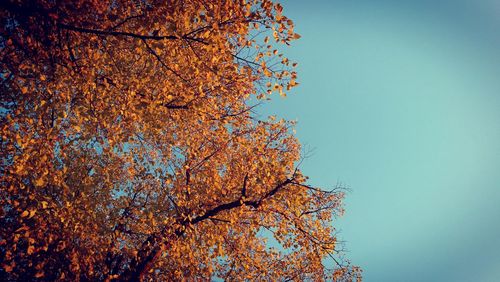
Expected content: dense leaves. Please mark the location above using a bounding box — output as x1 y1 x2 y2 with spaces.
0 0 360 281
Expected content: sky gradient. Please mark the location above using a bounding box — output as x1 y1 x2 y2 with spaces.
261 1 500 281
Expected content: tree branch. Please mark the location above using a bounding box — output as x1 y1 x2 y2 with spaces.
191 178 292 224
58 23 179 40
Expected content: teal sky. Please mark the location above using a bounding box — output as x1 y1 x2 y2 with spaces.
261 1 500 281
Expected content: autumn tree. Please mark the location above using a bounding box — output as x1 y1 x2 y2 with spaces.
0 0 360 281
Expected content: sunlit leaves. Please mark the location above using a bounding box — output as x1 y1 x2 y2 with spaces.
0 0 360 281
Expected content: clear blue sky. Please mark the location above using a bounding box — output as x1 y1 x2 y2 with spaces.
260 0 500 281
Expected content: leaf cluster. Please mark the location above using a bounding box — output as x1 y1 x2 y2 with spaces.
0 0 360 281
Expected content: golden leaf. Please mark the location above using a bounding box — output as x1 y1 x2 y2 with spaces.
27 245 35 255
34 178 45 187
3 264 14 273
28 209 36 219
263 68 272 77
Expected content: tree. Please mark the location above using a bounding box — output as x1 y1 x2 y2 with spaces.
0 0 361 281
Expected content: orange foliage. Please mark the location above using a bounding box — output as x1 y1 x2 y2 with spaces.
0 0 360 281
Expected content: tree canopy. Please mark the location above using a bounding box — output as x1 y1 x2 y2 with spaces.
0 0 360 281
